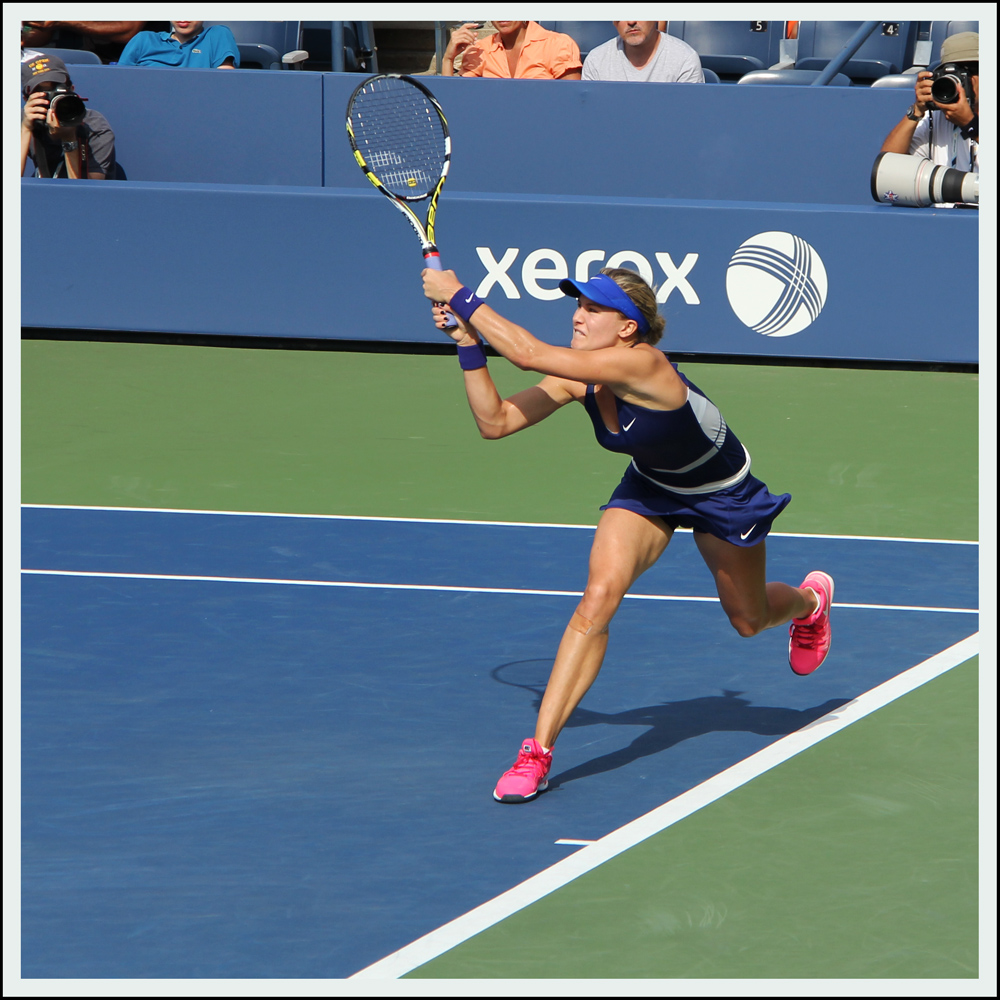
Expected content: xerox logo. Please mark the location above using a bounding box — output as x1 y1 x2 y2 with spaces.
473 234 829 339
473 247 700 304
726 232 828 337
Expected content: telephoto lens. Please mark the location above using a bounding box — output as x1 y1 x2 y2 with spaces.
871 151 978 207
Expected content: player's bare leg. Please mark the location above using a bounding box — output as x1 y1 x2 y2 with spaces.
494 508 673 801
535 508 673 748
693 532 834 675
692 532 815 636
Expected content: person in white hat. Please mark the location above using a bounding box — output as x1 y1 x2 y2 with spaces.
880 31 978 206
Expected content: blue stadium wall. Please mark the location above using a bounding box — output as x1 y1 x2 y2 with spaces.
21 66 979 363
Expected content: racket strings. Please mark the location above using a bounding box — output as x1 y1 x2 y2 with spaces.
350 81 448 200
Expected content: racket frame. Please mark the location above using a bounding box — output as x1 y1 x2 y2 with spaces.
345 73 452 268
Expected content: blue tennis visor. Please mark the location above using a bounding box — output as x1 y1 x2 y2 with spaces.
558 274 650 335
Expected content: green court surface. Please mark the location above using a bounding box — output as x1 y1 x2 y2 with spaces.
22 340 977 539
20 339 982 980
409 657 979 980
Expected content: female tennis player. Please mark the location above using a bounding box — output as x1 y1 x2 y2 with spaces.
422 265 834 804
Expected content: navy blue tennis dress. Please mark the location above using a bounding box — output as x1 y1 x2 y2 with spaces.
583 366 790 546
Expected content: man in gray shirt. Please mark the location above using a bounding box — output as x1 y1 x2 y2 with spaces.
583 21 704 82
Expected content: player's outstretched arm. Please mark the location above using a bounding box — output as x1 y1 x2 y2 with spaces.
467 375 577 440
422 269 653 389
432 303 575 439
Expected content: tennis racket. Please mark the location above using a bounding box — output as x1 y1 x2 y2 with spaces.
346 73 457 327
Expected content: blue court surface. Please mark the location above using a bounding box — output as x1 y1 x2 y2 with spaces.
21 505 978 978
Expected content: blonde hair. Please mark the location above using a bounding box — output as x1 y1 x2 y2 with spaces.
600 267 666 346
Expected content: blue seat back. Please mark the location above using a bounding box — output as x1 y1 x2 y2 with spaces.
666 21 784 77
795 21 918 80
236 43 282 71
928 21 979 66
35 47 103 65
203 21 301 55
870 74 919 89
738 68 852 87
536 21 618 58
299 21 376 72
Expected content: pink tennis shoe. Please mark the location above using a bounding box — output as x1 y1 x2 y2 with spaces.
789 571 835 675
493 738 552 803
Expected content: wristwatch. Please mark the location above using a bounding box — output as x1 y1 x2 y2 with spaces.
60 140 79 152
906 104 925 122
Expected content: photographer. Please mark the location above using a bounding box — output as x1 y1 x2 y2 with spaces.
880 32 978 206
21 54 115 180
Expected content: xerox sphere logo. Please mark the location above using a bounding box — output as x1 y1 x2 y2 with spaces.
726 232 828 337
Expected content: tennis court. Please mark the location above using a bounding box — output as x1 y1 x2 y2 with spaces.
19 341 981 981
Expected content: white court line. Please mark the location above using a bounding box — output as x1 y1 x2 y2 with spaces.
18 569 979 615
19 503 980 546
349 633 981 980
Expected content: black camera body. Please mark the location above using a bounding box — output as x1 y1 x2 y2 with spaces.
34 85 88 128
931 62 976 107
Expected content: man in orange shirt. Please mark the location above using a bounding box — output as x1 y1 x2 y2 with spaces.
442 21 581 80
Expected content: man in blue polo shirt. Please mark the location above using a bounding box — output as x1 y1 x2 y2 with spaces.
118 21 239 69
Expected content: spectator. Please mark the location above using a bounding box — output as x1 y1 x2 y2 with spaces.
443 21 581 80
21 53 116 179
879 31 979 205
21 21 150 63
583 22 704 83
423 22 497 75
117 22 239 69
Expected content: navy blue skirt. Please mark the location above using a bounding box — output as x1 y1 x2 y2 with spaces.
601 464 791 547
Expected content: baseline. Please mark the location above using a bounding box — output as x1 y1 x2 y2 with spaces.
19 569 979 616
19 504 980 546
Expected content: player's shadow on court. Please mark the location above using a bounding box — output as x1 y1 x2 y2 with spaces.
491 659 849 789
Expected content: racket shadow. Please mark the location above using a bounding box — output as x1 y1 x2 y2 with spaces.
491 662 848 789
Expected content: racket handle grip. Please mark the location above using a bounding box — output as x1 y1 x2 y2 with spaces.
423 249 458 330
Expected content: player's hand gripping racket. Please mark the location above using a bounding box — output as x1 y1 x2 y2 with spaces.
346 74 457 329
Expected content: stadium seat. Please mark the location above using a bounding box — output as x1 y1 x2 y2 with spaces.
702 67 721 84
35 47 102 65
203 21 308 69
869 21 978 90
536 22 619 60
927 20 978 66
666 21 785 80
300 21 377 72
794 21 918 82
235 43 281 71
738 69 852 87
870 75 919 89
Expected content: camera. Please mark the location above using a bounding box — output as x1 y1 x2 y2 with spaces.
871 151 978 208
34 85 87 128
931 62 975 106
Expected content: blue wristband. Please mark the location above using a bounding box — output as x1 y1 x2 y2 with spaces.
457 343 488 371
449 286 485 324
